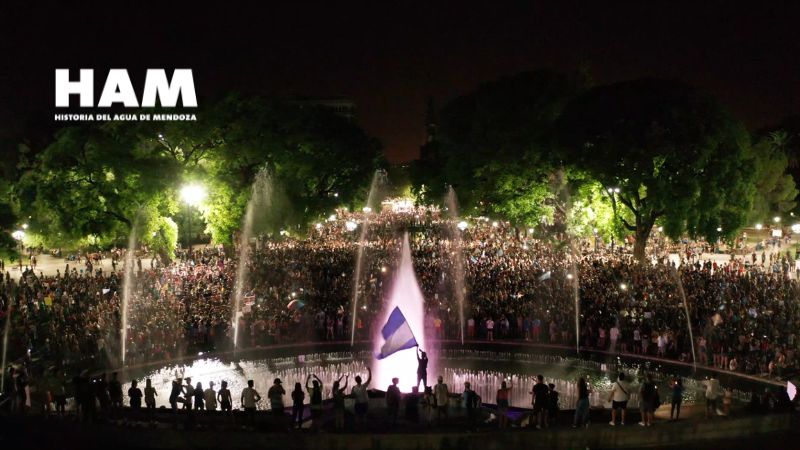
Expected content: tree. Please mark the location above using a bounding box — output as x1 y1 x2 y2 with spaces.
556 79 756 261
412 70 585 225
200 96 384 243
747 133 797 223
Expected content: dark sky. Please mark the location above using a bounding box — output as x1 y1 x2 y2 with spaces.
1 1 799 162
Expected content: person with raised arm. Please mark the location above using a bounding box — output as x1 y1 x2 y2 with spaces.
351 367 372 429
306 374 323 430
416 346 429 389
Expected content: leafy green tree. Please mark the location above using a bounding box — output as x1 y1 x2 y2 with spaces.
747 134 797 223
412 71 585 224
556 79 756 261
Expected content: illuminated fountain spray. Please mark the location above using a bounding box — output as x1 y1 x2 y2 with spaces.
373 233 436 391
672 266 697 371
121 210 143 366
444 186 467 344
350 169 388 345
233 168 273 349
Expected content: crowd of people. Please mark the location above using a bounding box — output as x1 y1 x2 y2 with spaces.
1 206 800 423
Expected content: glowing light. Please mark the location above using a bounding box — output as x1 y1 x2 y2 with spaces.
567 273 573 280
657 226 663 233
315 223 322 229
492 221 499 228
619 283 627 291
362 206 372 213
457 221 468 231
381 266 387 273
755 223 763 230
334 192 339 197
614 188 620 193
11 230 24 241
528 228 534 234
792 224 800 234
345 221 357 232
327 214 337 222
22 223 28 230
774 216 781 223
716 227 722 232
593 228 599 234
373 234 434 391
180 184 207 206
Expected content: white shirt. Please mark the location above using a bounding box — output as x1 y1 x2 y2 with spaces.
704 378 720 400
610 380 630 402
241 387 260 408
610 327 620 340
486 320 494 330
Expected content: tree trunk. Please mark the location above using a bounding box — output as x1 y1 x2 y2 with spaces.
633 226 652 263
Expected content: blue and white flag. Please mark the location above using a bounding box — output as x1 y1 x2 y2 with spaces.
377 306 418 360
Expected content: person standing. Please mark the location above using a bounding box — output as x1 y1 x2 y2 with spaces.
218 380 232 413
416 347 429 389
268 378 286 416
531 374 549 429
305 374 323 430
291 382 305 429
109 372 123 410
144 379 157 411
547 383 559 426
572 377 591 428
462 381 481 431
496 380 512 429
169 377 182 411
241 379 262 428
704 374 720 419
351 368 372 429
670 378 684 420
608 373 629 426
386 377 401 426
332 376 349 431
204 381 217 411
434 375 450 422
486 318 495 341
638 374 657 427
128 380 143 410
194 382 205 410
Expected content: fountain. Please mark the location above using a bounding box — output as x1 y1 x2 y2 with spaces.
120 211 143 366
350 169 388 345
372 233 436 391
444 186 467 344
232 168 274 349
0 297 12 393
672 266 697 371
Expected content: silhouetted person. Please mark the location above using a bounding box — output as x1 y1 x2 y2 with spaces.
416 346 428 389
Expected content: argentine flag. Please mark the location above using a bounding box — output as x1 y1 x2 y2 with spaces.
377 306 418 359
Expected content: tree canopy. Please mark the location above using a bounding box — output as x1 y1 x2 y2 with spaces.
555 79 757 260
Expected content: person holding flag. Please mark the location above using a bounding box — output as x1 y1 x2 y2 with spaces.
416 347 428 389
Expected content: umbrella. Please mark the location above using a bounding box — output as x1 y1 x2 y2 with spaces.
287 299 306 310
788 381 797 401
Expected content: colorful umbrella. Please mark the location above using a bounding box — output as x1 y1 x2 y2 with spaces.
287 299 306 310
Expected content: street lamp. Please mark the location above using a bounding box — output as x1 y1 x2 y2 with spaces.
755 223 763 230
180 184 207 250
774 216 781 223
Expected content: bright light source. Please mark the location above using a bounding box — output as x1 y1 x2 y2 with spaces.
614 188 620 193
522 244 529 250
279 230 288 236
327 214 337 222
11 230 24 241
619 283 627 291
792 224 800 234
528 228 534 234
345 221 357 231
716 227 722 232
180 184 207 206
457 221 468 231
315 223 322 229
774 216 781 223
593 228 599 234
334 192 339 198
362 206 372 213
755 223 763 230
22 223 28 230
492 221 499 228
657 226 663 233
381 266 387 273
567 273 573 280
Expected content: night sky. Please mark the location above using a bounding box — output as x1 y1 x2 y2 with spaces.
1 1 799 162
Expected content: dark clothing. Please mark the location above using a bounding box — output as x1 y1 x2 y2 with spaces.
532 382 549 412
128 387 143 409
